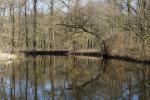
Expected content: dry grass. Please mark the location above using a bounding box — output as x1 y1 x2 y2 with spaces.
0 50 17 61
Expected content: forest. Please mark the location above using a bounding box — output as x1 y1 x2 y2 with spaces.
0 0 150 100
0 0 150 59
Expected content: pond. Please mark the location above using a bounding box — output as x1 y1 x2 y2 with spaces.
0 56 150 100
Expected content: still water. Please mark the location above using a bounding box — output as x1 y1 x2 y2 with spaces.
0 56 150 100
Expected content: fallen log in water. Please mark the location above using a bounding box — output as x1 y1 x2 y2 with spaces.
107 55 150 65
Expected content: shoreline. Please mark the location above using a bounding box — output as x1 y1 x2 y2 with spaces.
0 52 17 64
21 50 150 65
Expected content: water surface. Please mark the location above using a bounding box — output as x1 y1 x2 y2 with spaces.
0 56 150 100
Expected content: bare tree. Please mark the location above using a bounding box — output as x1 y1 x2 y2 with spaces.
9 0 15 52
33 0 37 50
25 0 29 49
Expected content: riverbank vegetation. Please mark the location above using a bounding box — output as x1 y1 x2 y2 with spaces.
0 0 149 60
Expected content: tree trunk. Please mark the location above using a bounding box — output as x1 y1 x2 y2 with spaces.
50 0 55 50
18 0 21 50
9 1 15 53
33 0 37 50
25 0 29 49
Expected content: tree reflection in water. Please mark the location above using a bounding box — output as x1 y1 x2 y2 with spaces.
0 56 149 100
